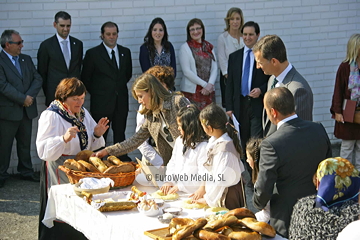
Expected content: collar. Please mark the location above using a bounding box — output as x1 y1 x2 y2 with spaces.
243 45 252 53
103 42 118 55
207 132 230 150
2 49 17 61
56 33 70 43
276 62 292 84
277 114 298 130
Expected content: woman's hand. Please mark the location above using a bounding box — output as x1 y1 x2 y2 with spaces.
160 182 174 195
94 117 109 137
63 126 80 143
190 186 205 200
192 197 207 205
168 185 179 194
93 149 108 158
335 113 344 123
204 83 214 93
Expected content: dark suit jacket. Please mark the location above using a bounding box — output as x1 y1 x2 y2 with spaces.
263 66 314 136
225 48 269 120
0 51 42 121
37 35 83 106
81 43 132 115
253 117 332 238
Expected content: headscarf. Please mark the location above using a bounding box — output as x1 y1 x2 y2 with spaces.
47 100 88 150
348 61 360 104
315 157 360 211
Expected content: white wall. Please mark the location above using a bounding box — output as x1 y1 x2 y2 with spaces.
0 0 359 172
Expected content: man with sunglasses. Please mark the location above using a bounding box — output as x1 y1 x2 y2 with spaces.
37 11 83 106
0 30 42 188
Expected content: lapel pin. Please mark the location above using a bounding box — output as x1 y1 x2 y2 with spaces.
121 54 124 56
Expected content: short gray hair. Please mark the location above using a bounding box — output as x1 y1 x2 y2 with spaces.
1 29 19 48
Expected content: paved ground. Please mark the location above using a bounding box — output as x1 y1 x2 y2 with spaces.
0 144 340 240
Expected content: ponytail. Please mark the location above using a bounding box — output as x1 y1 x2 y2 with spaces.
226 122 243 157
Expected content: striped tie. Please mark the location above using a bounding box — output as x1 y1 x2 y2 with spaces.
271 78 278 89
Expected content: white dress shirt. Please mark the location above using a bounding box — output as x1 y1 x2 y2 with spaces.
277 114 298 130
274 62 293 87
103 43 119 68
56 33 71 57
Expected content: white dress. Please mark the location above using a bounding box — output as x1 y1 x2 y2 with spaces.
165 137 208 193
203 133 245 207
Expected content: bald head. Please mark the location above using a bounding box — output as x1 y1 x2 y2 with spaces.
264 87 295 123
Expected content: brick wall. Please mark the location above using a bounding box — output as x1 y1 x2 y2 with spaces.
0 0 359 172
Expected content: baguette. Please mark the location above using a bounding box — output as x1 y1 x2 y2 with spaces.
74 150 94 162
64 159 86 172
89 157 108 173
172 218 208 240
107 156 123 165
77 160 100 173
223 208 256 219
194 229 230 240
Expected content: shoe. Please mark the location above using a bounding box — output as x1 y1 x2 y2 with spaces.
0 179 5 188
21 172 40 182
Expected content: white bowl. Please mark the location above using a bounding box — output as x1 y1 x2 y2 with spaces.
73 182 110 197
137 206 161 217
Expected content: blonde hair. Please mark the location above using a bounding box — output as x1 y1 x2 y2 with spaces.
224 7 244 32
344 33 360 63
132 73 172 115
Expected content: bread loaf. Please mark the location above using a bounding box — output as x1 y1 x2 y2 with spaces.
64 159 86 172
226 228 261 240
107 156 123 165
74 150 94 162
77 160 100 173
223 208 256 219
102 160 114 168
194 229 231 240
89 157 108 173
238 217 276 238
169 218 195 235
203 215 238 231
172 218 207 240
103 162 135 174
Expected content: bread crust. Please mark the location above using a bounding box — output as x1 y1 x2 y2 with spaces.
89 157 108 173
74 150 94 162
238 217 276 238
227 228 261 240
223 208 256 219
102 160 114 168
203 215 238 231
172 218 207 240
194 229 231 240
64 159 86 172
103 163 135 174
77 160 100 173
107 156 123 165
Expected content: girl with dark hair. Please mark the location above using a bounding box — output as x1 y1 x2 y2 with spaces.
160 104 208 194
139 17 176 75
179 18 218 110
246 137 270 223
193 103 246 209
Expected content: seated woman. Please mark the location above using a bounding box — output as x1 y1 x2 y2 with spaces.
160 104 208 194
289 157 360 240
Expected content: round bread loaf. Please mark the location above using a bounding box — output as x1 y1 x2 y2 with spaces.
77 160 100 172
238 217 276 238
223 208 256 219
182 198 208 209
151 190 179 200
64 159 86 172
74 150 94 162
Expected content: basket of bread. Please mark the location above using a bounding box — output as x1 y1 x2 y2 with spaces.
58 150 138 188
145 208 276 240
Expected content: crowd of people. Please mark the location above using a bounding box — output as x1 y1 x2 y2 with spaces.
0 7 359 240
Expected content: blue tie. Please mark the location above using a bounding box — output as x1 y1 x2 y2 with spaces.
13 56 22 76
242 49 251 96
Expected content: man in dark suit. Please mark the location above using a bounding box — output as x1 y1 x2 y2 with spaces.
253 87 332 238
82 21 132 161
0 30 43 187
226 21 269 157
253 34 313 136
37 11 83 106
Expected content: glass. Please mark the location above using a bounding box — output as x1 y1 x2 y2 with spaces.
8 40 24 45
189 27 202 32
163 126 173 142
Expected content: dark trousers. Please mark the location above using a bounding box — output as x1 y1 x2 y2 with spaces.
219 71 227 108
0 111 34 180
92 99 131 162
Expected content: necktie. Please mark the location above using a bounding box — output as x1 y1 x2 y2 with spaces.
111 50 118 69
12 56 22 76
61 40 70 69
271 78 278 89
241 49 251 96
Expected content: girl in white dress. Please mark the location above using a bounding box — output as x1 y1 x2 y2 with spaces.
194 103 246 209
160 104 208 194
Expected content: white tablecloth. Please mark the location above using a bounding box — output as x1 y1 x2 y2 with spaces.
43 175 287 240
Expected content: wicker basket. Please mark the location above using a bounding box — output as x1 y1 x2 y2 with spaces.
58 165 136 188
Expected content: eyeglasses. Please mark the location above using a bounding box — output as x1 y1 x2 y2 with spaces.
163 127 174 142
8 40 24 45
189 27 202 32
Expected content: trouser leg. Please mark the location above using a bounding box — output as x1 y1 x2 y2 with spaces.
0 119 19 180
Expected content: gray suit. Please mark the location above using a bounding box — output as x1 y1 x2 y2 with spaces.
0 50 42 179
253 117 332 238
263 66 313 136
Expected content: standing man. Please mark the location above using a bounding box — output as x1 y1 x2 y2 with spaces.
82 21 132 162
37 11 83 106
253 87 332 238
225 21 269 154
0 30 43 187
253 34 313 136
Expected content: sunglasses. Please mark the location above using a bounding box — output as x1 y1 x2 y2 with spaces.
8 40 24 45
163 127 173 142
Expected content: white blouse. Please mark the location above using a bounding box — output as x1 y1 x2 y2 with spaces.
165 136 208 193
203 133 244 207
217 31 244 75
36 108 105 161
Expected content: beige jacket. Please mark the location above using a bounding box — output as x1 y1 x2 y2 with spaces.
106 94 190 165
